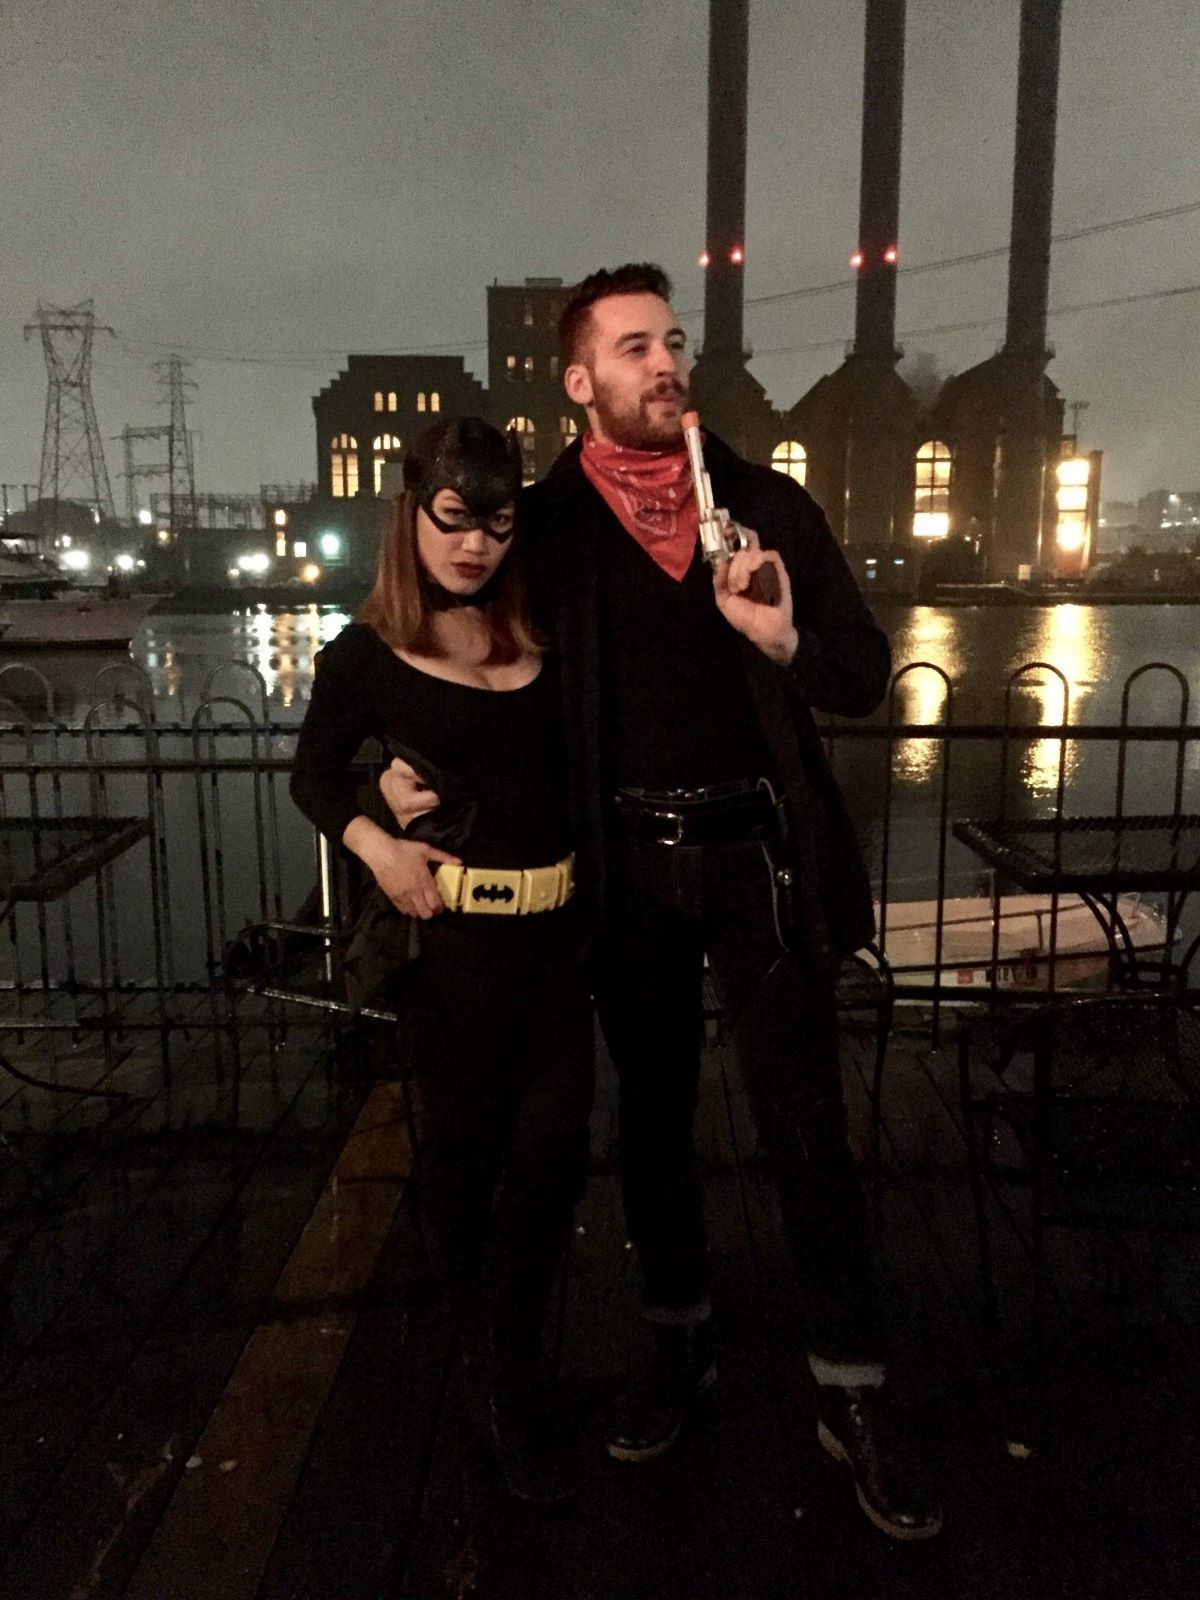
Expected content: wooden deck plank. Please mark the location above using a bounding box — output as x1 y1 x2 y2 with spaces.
119 1079 413 1600
254 1190 457 1600
0 1053 330 1567
0 1049 358 1599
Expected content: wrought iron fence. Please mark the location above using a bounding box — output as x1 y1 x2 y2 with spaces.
0 658 1196 1053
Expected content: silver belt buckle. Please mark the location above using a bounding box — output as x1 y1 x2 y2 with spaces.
660 810 685 847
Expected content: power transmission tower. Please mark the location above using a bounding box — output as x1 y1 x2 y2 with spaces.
154 355 198 537
23 300 117 537
119 424 172 526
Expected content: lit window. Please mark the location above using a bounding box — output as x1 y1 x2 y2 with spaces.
373 434 404 496
560 416 579 438
913 440 952 539
275 534 288 558
506 355 517 378
523 299 534 328
506 416 537 484
771 439 807 486
524 356 534 381
292 540 307 558
387 391 397 412
430 391 440 413
417 392 426 413
373 392 383 412
331 439 359 498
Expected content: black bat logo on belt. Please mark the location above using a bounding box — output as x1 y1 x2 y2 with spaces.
471 882 516 904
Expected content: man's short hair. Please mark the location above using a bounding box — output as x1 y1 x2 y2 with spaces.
558 263 674 366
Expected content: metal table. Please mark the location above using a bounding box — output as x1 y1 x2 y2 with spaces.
0 815 151 1096
952 813 1200 987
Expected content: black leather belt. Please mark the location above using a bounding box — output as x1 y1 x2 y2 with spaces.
611 780 775 847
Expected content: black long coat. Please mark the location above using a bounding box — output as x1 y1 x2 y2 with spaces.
517 433 892 967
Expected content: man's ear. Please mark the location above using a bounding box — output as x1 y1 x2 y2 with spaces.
564 362 594 408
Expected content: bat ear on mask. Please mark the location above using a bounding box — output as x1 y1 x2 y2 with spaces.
404 416 523 516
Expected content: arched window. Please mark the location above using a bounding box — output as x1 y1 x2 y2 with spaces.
387 391 397 412
417 392 427 413
373 392 383 413
913 439 952 538
771 439 807 486
506 416 537 484
430 392 440 413
331 434 359 498
560 416 579 438
372 434 404 496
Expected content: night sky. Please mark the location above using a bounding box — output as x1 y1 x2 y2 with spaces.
2 0 1197 505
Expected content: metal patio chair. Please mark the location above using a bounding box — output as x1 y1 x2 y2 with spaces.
958 990 1200 1329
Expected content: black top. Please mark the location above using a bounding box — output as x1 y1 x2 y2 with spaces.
596 522 772 791
519 433 893 960
290 621 571 868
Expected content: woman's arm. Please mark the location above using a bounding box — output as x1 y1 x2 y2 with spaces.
290 633 459 919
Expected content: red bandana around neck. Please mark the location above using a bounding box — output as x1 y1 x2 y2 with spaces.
580 431 699 581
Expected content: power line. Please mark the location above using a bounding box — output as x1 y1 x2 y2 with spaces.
105 197 1200 368
752 278 1200 358
733 197 1200 312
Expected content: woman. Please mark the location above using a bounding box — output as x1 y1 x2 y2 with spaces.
290 417 593 1504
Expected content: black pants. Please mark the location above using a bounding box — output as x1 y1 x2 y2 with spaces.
591 833 886 1369
400 906 595 1389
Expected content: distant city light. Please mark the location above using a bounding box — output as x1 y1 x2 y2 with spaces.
156 528 171 546
884 246 899 264
273 508 288 527
317 531 342 559
91 508 101 525
137 508 153 526
300 562 322 583
236 551 271 575
849 250 864 269
913 512 950 539
292 540 307 559
114 553 135 572
61 548 90 571
730 245 744 265
698 251 711 268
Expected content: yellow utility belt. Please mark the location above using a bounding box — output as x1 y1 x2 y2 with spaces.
434 853 574 916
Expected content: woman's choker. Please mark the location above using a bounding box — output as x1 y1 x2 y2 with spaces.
421 569 502 611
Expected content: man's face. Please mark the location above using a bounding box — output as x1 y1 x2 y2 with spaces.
565 293 691 450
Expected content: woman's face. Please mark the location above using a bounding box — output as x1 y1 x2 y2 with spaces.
414 487 516 597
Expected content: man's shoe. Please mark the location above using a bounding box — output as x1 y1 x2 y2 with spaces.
606 1319 717 1463
816 1385 942 1540
488 1390 579 1505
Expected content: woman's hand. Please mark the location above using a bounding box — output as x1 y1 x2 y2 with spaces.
379 757 441 830
342 817 460 919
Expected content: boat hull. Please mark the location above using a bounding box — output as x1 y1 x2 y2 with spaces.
0 595 162 649
879 892 1171 991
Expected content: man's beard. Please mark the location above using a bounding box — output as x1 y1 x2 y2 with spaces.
590 374 689 451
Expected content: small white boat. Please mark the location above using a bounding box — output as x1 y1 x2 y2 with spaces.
878 892 1172 991
0 593 161 649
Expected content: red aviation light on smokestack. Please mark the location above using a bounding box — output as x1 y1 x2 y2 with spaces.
849 249 864 269
698 250 711 268
884 245 899 264
729 245 745 264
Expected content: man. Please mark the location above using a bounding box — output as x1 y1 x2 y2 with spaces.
386 264 939 1539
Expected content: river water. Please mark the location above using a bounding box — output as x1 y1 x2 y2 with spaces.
0 600 1197 980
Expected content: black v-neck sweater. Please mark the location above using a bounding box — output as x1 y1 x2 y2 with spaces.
596 525 772 791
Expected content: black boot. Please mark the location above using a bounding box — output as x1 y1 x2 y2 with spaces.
606 1319 717 1463
816 1385 942 1540
488 1380 579 1505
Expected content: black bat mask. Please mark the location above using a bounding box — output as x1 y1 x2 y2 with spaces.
402 416 523 524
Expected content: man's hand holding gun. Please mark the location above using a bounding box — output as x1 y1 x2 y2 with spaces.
682 410 799 668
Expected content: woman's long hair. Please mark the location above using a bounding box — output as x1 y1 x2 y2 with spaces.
357 491 540 664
